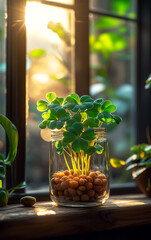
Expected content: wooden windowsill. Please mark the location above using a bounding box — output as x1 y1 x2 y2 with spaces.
0 194 151 240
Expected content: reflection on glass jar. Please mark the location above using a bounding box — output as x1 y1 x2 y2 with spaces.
49 128 110 207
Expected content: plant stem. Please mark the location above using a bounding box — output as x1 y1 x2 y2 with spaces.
87 156 91 174
63 152 71 173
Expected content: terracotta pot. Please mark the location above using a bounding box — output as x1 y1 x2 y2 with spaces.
133 167 151 197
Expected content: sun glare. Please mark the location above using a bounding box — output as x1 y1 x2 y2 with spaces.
25 1 70 43
35 207 56 216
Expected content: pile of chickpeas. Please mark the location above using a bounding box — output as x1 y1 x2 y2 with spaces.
51 170 107 202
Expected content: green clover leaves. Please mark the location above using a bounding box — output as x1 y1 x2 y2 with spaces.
37 92 122 156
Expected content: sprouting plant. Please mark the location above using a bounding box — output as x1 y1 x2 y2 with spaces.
37 93 122 175
0 114 26 206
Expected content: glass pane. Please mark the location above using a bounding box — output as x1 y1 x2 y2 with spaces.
25 1 75 192
45 0 74 4
90 0 137 19
0 0 6 158
89 14 137 184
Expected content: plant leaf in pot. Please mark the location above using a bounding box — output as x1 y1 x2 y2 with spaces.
0 114 26 207
110 144 151 197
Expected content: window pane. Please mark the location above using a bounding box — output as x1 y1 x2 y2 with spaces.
0 0 6 158
90 0 137 19
89 15 137 184
25 1 74 192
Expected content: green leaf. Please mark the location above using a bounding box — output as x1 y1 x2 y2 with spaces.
80 112 87 122
65 103 76 110
80 95 93 103
55 141 63 154
86 146 96 156
95 145 104 154
125 154 139 164
79 138 89 151
72 122 83 135
83 118 99 128
72 113 81 122
57 109 67 119
46 92 56 103
138 158 151 167
86 109 99 117
132 167 147 178
144 145 151 153
48 103 61 111
72 138 81 152
66 126 78 136
56 147 63 154
79 104 86 111
112 115 122 124
60 116 70 121
101 100 112 111
98 112 113 124
39 120 47 129
112 0 131 15
70 93 80 104
52 97 64 105
83 102 94 109
56 120 64 129
49 120 57 129
110 158 125 168
0 114 18 166
104 104 116 113
72 138 88 152
63 132 77 143
126 163 138 171
92 33 126 54
0 154 4 161
30 49 46 58
50 109 57 120
81 129 96 141
130 144 147 154
55 141 62 148
8 181 26 195
145 83 151 89
66 119 76 127
0 165 5 180
66 96 77 104
58 110 70 121
72 105 81 112
95 16 121 29
94 98 103 104
146 76 151 83
93 102 102 111
42 112 50 120
37 100 48 112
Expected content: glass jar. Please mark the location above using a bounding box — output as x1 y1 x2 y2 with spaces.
49 128 110 207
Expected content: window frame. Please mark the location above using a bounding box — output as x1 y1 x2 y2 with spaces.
5 0 151 196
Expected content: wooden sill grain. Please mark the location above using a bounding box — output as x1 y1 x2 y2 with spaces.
0 194 151 240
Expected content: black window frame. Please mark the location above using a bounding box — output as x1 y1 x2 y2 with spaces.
5 0 151 198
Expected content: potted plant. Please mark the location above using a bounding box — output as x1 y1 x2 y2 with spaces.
37 92 122 206
110 75 151 197
0 114 25 207
110 143 151 196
